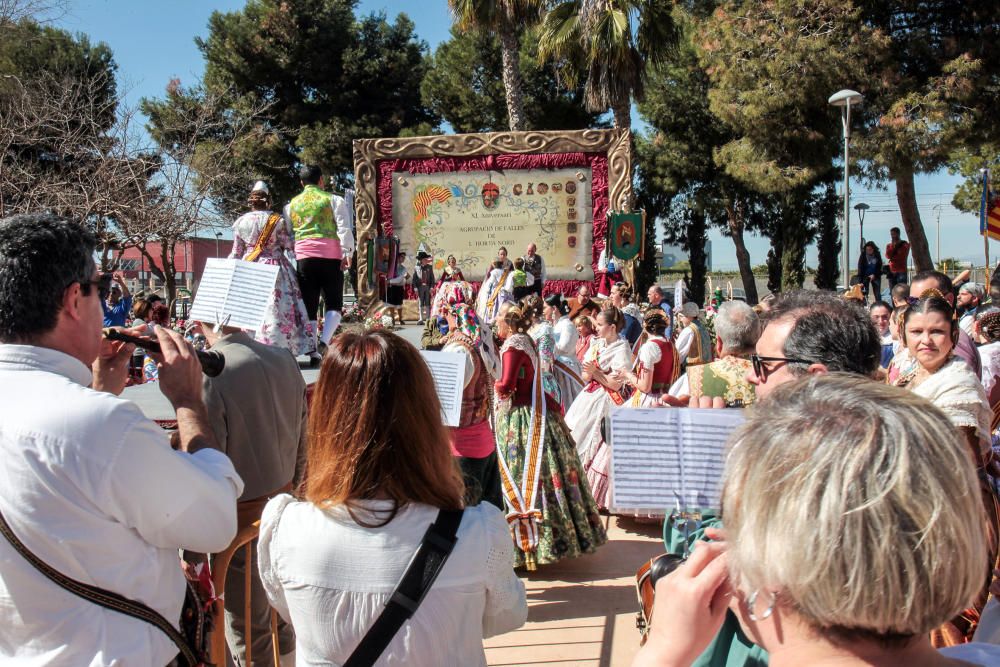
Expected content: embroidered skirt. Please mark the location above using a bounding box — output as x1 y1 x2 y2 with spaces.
495 404 608 568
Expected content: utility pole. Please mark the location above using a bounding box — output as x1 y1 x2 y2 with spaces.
932 201 942 268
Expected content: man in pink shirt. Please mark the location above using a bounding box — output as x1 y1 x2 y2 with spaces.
284 165 355 365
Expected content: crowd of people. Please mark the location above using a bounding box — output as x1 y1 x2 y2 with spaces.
4 205 1000 667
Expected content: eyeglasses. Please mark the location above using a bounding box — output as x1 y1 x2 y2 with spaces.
77 273 113 301
750 353 812 380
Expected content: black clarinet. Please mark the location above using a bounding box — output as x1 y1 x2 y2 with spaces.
103 328 225 377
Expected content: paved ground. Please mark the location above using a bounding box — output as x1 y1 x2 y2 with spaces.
485 515 664 667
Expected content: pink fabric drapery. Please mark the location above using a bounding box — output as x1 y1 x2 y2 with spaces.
376 152 610 296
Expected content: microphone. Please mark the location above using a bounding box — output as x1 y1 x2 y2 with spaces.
103 328 225 377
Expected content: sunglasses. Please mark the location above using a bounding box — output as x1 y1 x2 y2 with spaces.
750 353 812 380
78 273 113 301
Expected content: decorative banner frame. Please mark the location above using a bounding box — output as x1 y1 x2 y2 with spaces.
352 129 633 309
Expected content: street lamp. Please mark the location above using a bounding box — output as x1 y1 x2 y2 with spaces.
214 231 222 258
854 202 869 251
829 89 864 289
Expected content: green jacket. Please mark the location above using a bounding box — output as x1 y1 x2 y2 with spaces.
288 185 338 240
665 514 769 667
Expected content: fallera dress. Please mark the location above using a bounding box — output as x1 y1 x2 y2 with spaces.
494 333 607 569
229 210 312 356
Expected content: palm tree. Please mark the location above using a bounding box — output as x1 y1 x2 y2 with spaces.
538 0 676 131
448 0 545 132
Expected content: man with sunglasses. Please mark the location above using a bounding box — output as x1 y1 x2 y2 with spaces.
747 290 882 399
101 270 132 327
0 214 244 665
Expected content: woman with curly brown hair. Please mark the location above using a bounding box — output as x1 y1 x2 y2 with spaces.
493 305 606 569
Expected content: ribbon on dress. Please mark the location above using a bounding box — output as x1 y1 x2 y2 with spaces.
485 268 512 315
553 358 585 393
494 334 547 570
243 213 282 262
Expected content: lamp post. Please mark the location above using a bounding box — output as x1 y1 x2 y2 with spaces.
854 202 869 251
829 89 864 289
214 231 222 258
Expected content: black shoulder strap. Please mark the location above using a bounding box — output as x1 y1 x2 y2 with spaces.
343 508 464 667
0 507 197 666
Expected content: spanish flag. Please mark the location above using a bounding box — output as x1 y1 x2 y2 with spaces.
981 169 1000 241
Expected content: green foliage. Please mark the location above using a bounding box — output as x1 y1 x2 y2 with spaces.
812 183 842 290
446 0 545 130
0 20 117 122
851 2 1000 270
421 27 602 133
155 0 439 206
949 145 1000 214
697 0 875 194
0 19 125 221
539 0 677 128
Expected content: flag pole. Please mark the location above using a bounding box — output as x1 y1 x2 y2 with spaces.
982 168 992 294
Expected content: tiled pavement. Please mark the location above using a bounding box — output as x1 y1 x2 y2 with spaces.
485 516 664 667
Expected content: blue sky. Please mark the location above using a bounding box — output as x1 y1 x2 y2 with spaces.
60 0 989 272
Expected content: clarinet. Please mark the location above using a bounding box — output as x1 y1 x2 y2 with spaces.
103 328 225 377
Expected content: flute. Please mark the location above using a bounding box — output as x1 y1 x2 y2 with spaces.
103 328 225 377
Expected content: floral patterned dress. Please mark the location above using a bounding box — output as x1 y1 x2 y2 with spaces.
494 334 607 568
229 210 313 356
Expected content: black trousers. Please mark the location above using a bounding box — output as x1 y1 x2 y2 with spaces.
529 280 543 297
296 257 343 316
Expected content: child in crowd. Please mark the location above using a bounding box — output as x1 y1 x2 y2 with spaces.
510 257 534 301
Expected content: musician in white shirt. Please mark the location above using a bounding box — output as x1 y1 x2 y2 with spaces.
0 213 243 666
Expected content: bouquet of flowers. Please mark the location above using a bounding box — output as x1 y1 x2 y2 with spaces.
340 302 367 324
362 314 397 332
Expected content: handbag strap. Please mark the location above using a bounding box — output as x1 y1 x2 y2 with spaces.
343 508 464 667
0 507 197 666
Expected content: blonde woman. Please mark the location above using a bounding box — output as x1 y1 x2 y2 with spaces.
635 374 1000 666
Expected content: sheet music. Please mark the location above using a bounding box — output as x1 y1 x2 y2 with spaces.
189 258 279 332
609 408 744 512
419 350 466 427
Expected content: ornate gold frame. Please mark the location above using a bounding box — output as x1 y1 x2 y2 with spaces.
352 128 633 309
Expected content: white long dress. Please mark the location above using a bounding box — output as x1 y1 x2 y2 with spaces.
552 316 583 410
564 337 633 466
475 268 513 324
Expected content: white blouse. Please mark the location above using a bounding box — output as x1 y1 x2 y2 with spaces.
259 495 528 666
553 316 579 358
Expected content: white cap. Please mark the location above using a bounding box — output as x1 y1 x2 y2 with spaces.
680 302 700 319
251 180 269 193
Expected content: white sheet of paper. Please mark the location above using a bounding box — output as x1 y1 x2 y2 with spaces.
609 407 745 512
189 258 279 332
420 350 466 427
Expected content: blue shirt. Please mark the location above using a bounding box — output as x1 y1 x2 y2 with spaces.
102 296 132 327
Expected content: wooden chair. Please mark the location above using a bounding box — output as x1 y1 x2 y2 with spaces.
209 520 281 666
